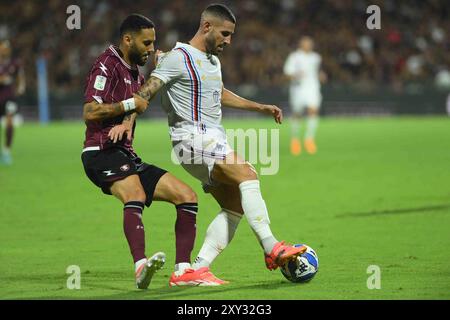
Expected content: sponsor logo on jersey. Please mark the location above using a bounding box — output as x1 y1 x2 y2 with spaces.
103 170 115 176
94 75 107 91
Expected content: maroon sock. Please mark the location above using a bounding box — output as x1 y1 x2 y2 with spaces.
123 201 146 263
175 203 198 264
6 124 13 148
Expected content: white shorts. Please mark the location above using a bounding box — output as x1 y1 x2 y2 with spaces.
289 87 322 113
170 124 233 187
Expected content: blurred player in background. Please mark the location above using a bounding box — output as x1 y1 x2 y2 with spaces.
284 36 326 155
114 4 306 286
0 40 25 165
81 14 218 289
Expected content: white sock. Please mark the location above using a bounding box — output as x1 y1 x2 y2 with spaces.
174 262 191 276
291 118 300 138
239 180 278 254
192 209 242 269
305 116 319 139
134 258 147 272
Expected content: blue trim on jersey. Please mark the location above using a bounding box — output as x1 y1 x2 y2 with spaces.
175 48 195 121
177 47 202 122
183 49 203 122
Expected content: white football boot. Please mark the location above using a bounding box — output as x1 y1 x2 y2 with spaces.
135 252 166 289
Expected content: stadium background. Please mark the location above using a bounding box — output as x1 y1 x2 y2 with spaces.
2 0 450 119
1 0 449 300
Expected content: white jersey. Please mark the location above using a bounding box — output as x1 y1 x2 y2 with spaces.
151 42 224 140
283 50 322 92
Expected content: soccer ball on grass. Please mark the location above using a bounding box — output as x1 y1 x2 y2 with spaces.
280 244 319 283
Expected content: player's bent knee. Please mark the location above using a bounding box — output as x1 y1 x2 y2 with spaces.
227 164 258 185
121 187 147 204
176 187 198 204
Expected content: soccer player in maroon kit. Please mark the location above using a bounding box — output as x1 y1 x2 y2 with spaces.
81 14 221 289
0 40 25 165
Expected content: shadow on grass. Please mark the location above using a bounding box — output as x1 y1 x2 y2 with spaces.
13 279 298 300
336 203 450 218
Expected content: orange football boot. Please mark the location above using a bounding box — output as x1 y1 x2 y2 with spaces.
290 138 301 156
169 267 229 286
265 241 307 270
304 138 317 154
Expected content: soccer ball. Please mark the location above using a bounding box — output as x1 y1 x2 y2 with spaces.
280 244 319 283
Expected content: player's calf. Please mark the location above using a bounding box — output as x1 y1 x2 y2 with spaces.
153 173 199 277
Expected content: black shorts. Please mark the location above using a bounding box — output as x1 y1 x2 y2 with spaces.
81 147 167 207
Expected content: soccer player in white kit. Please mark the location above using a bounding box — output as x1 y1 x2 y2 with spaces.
112 4 306 286
284 36 326 155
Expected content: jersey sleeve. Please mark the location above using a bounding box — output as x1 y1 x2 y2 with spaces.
283 53 297 77
84 58 117 104
151 50 184 84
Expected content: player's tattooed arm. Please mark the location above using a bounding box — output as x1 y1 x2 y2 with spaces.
83 94 149 122
122 113 137 137
221 87 283 124
107 77 164 140
109 76 164 136
107 112 138 143
83 101 125 121
136 76 164 101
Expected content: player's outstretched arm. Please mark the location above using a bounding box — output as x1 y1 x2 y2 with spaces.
83 94 148 122
108 76 165 142
83 101 126 121
221 87 283 124
136 76 164 102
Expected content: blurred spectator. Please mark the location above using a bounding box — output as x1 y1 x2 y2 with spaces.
0 0 448 97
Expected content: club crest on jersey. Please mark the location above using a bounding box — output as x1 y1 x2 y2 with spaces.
120 164 130 172
213 90 220 103
124 78 132 85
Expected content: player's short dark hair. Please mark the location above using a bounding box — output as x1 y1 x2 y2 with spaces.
119 14 155 36
203 4 236 24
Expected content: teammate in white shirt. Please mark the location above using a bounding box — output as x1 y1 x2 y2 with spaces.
111 4 306 286
284 36 327 155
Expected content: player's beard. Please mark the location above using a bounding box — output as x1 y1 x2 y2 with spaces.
205 33 219 56
129 44 146 66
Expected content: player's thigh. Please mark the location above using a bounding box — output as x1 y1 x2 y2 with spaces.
153 172 197 205
291 109 303 119
81 148 141 198
306 107 319 116
110 174 146 204
290 89 304 113
305 93 322 116
212 152 258 185
209 183 244 214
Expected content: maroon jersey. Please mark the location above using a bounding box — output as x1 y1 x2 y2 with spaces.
0 58 21 104
83 45 144 152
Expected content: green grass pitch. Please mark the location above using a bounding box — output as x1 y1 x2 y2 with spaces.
1 116 449 300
